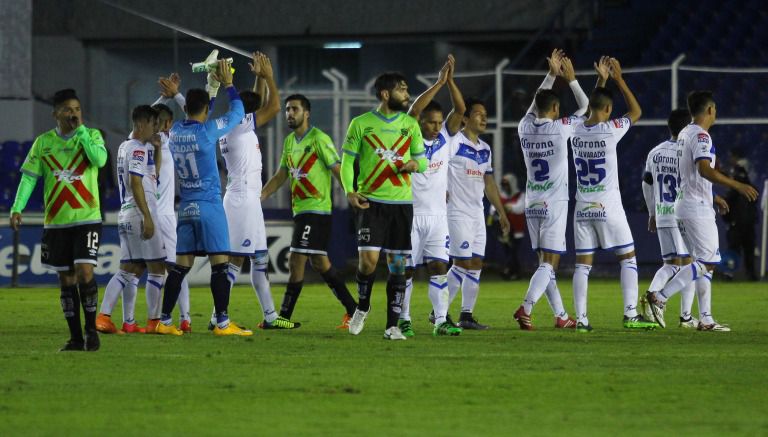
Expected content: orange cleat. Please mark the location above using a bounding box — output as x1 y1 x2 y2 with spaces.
96 313 118 334
121 322 146 334
145 319 160 334
180 320 192 333
336 313 352 330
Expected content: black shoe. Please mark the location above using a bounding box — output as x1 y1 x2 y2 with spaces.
457 312 490 330
60 339 85 352
84 329 100 352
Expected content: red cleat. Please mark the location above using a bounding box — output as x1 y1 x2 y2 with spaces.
554 316 577 329
145 319 160 334
121 322 146 334
513 306 534 330
96 313 119 334
180 320 192 333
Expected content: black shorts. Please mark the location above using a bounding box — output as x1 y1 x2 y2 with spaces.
290 213 332 255
41 223 102 271
356 201 413 253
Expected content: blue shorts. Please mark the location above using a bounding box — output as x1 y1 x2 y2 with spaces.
176 200 230 256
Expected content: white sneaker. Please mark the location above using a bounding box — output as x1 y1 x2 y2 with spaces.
644 291 666 328
348 308 368 335
697 321 731 332
383 326 407 340
679 316 699 329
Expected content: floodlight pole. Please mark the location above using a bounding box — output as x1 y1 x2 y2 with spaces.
494 58 510 184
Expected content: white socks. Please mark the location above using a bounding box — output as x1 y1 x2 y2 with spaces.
427 274 449 325
251 256 277 323
101 270 135 315
177 277 191 322
680 280 695 319
544 274 568 319
145 273 165 320
122 275 139 324
523 263 553 314
649 264 679 292
658 261 708 303
573 263 592 325
460 269 481 313
447 265 466 305
619 257 639 317
697 271 714 324
401 277 414 321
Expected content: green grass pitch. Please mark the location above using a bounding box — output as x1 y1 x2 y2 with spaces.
0 279 766 435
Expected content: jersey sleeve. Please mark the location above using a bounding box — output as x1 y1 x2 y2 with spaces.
316 134 341 169
408 117 427 172
608 117 632 142
556 115 583 136
128 142 147 177
485 148 494 174
279 139 289 169
693 132 714 162
20 137 43 178
341 118 362 158
204 87 245 142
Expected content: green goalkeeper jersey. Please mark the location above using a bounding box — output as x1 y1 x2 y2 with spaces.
341 111 425 203
19 126 106 228
279 126 340 216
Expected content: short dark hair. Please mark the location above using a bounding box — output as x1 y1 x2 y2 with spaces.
463 97 485 117
374 72 407 100
687 90 715 116
285 94 311 112
152 103 174 120
534 89 560 113
667 108 690 137
185 88 210 115
589 87 613 110
420 100 443 118
53 88 79 109
240 90 261 114
132 105 158 123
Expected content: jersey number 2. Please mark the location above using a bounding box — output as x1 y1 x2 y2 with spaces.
531 159 550 182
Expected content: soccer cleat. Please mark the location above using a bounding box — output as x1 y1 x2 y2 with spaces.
623 315 659 330
121 322 146 334
145 319 160 334
85 329 100 351
207 321 216 331
429 311 459 327
59 339 85 352
697 321 731 332
383 326 407 340
155 323 183 336
348 308 368 335
576 322 593 333
678 316 699 329
96 313 118 334
258 316 300 330
397 319 415 337
428 310 436 325
644 291 666 328
336 314 352 330
513 306 534 330
433 321 462 336
457 312 489 330
554 316 577 329
213 323 253 336
180 320 192 333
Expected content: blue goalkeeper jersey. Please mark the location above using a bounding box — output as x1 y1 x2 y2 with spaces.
169 86 244 202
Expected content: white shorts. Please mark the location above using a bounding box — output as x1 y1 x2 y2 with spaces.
156 214 178 263
224 189 267 256
678 217 721 264
574 201 634 255
448 215 486 260
525 199 567 254
118 213 166 263
656 226 689 261
410 215 449 266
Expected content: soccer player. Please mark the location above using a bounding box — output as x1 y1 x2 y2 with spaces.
96 106 167 334
260 94 358 327
570 57 656 332
341 72 427 340
157 59 252 336
512 49 589 331
401 55 465 337
10 88 107 351
645 91 758 331
641 108 706 328
445 98 510 330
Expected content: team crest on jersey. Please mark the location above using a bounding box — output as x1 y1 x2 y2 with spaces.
400 128 409 137
575 202 607 221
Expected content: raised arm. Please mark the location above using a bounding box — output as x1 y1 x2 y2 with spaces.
253 52 281 128
408 56 451 119
444 58 466 136
609 58 642 124
526 49 563 114
77 126 107 168
204 60 245 140
560 57 589 116
594 56 609 89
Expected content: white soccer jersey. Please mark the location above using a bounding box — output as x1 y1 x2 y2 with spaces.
117 139 154 216
220 112 262 192
570 116 631 204
156 131 176 216
412 123 453 216
643 139 680 228
518 113 582 203
676 123 715 219
447 131 493 220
